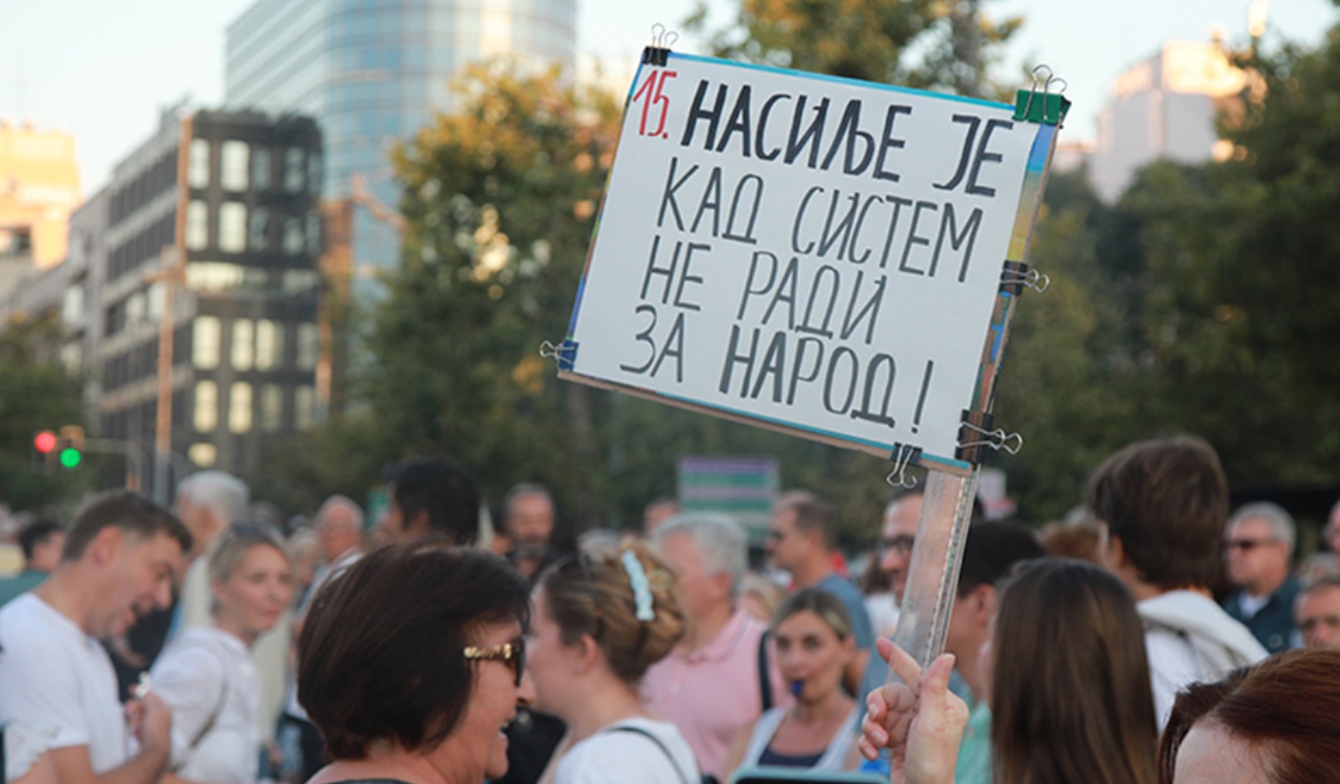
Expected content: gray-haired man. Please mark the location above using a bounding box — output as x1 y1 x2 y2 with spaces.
644 514 787 782
1223 501 1302 653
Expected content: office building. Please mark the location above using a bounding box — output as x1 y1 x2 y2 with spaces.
0 120 81 272
77 107 323 495
224 0 578 279
1089 40 1248 203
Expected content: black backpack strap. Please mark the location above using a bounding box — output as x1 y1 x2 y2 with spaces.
607 725 694 784
757 628 772 712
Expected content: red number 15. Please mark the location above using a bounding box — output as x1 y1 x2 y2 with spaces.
633 70 676 139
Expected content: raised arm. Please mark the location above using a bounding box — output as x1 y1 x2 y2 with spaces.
858 638 968 784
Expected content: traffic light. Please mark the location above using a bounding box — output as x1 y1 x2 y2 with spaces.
57 425 85 469
32 430 58 469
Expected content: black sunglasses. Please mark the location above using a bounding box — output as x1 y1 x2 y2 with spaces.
463 636 526 687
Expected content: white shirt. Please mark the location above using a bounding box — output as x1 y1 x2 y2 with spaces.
151 626 262 784
557 718 700 784
0 594 128 772
1139 590 1267 730
738 705 861 772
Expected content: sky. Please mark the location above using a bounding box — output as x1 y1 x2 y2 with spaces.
2 0 1336 198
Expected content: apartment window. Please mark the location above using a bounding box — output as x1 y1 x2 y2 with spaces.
282 270 319 292
295 385 315 430
306 212 322 256
256 319 280 370
193 316 221 369
283 217 304 255
126 292 146 326
62 285 84 328
229 382 253 433
194 381 218 432
187 262 259 292
252 146 271 190
249 207 269 251
307 151 323 194
147 282 165 321
220 141 249 191
61 343 81 373
189 443 217 468
296 323 319 371
186 201 209 250
260 384 283 432
285 148 305 193
219 202 247 253
188 139 210 189
232 319 254 371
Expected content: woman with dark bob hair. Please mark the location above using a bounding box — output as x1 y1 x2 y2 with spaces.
1159 647 1340 784
297 545 532 784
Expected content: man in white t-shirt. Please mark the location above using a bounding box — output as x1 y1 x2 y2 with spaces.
0 490 192 784
1087 436 1267 730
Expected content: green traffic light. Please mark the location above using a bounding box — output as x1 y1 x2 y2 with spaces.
59 448 81 468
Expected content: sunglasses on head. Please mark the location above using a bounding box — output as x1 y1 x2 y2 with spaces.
463 636 526 687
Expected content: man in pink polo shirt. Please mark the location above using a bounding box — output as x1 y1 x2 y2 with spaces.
645 513 789 781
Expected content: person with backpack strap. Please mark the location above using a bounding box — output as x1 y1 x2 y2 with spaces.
644 515 790 782
528 545 701 784
151 526 293 784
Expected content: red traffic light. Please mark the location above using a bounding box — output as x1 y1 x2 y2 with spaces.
34 431 58 454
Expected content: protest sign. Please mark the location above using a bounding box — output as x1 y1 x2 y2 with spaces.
558 50 1061 472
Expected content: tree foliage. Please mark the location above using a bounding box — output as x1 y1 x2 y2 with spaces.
997 24 1340 521
688 0 1022 99
0 314 89 514
261 15 1340 542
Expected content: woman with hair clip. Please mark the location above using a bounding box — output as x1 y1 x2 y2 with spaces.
527 544 701 784
859 559 1158 784
151 525 294 784
726 588 860 776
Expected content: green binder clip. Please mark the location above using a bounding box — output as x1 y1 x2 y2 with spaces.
1013 65 1070 126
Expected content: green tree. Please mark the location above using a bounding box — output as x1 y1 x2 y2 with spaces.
0 314 89 513
363 63 624 524
688 0 1021 98
998 22 1340 521
991 171 1140 521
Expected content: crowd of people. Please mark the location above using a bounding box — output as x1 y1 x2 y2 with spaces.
1 434 1339 784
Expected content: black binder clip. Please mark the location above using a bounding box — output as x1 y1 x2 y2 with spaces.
956 409 1023 464
642 24 678 66
539 339 580 371
999 261 1049 295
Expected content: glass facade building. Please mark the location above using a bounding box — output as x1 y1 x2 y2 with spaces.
224 0 578 277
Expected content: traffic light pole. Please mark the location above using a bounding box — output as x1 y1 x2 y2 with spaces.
83 438 143 491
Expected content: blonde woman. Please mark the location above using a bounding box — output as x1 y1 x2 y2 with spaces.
727 588 859 775
151 525 293 784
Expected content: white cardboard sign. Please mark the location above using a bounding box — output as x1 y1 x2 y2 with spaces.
560 52 1049 465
